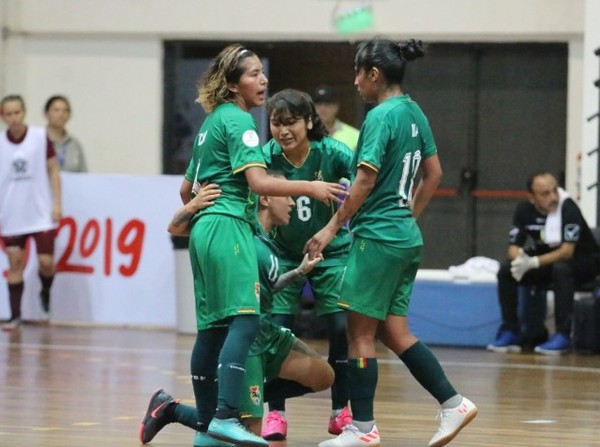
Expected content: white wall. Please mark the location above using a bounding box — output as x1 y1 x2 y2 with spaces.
1 0 599 219
580 0 600 226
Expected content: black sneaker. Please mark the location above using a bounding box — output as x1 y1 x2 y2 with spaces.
139 388 178 444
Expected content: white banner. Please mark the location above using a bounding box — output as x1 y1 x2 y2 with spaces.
0 173 185 327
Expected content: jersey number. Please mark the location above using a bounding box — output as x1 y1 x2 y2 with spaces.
398 150 422 207
268 254 279 283
296 196 312 222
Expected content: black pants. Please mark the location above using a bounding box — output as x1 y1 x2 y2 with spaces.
497 255 599 337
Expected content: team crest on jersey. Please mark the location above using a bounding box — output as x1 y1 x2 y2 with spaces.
314 170 323 181
359 240 367 251
242 130 260 147
13 158 27 174
255 282 260 301
197 131 207 146
249 385 261 406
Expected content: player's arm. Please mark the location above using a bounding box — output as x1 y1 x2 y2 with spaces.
47 155 62 222
168 183 221 236
411 154 442 219
537 243 575 265
245 166 347 205
180 178 194 205
272 253 324 293
304 165 376 258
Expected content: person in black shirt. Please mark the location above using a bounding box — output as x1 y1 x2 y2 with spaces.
487 172 600 355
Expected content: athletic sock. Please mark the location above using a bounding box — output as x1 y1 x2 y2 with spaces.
191 327 227 425
441 394 463 409
325 311 349 410
38 273 54 311
216 314 260 411
267 314 295 413
353 420 375 433
264 378 313 402
8 282 24 319
173 401 203 430
348 357 377 422
399 341 457 404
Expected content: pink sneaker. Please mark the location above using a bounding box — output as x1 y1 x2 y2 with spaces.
328 406 353 435
261 410 287 441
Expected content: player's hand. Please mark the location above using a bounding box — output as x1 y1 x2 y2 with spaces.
189 183 221 211
304 226 336 260
295 252 324 276
510 249 540 281
310 181 349 206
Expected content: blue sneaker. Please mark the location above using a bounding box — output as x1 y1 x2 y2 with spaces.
534 333 571 355
207 417 268 447
194 431 235 447
486 329 522 353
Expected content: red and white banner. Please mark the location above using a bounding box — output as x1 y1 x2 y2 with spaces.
0 173 185 327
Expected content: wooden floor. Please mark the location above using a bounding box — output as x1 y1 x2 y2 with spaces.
1 324 600 447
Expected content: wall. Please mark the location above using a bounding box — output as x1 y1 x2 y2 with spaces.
0 0 598 219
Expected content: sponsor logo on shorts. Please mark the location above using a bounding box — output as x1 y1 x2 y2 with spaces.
250 385 261 406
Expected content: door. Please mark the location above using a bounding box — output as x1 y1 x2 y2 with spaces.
409 43 567 268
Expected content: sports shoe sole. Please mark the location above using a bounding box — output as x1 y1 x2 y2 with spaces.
429 407 478 447
486 344 521 353
207 431 268 447
262 432 286 441
534 347 569 356
139 388 174 444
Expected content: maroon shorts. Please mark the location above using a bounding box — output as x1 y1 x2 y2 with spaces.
1 229 57 255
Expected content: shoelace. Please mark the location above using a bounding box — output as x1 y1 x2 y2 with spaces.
338 424 363 438
265 413 285 426
434 408 451 422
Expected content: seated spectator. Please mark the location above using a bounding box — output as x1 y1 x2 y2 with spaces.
487 172 600 355
45 95 87 172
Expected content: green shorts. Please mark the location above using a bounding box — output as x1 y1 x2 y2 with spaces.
239 320 296 419
338 237 421 320
272 262 345 317
188 214 260 330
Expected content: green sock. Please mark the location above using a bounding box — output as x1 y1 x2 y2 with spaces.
173 402 202 431
399 341 457 404
216 315 260 412
348 357 377 422
191 328 227 424
264 378 313 402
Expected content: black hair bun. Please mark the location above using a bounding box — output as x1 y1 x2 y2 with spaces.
399 39 425 61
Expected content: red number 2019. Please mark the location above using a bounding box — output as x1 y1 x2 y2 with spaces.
56 217 145 277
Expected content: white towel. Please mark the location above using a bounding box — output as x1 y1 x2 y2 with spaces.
448 256 500 278
543 187 570 247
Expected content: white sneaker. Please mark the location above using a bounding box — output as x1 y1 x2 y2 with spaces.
1 317 22 332
318 424 380 447
428 397 477 447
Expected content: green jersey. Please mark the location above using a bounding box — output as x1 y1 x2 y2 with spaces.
352 95 437 246
251 228 297 356
254 228 280 317
185 102 266 226
262 136 353 266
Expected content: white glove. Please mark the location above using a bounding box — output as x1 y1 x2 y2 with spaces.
295 253 324 276
510 249 540 281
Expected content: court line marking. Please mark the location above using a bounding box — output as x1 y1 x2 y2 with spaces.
2 341 599 374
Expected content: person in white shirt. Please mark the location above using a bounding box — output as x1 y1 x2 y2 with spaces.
0 94 62 331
